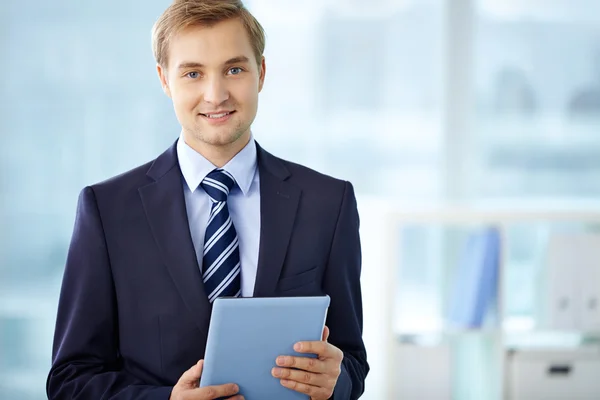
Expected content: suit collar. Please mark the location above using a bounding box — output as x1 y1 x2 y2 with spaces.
146 139 291 183
255 142 291 181
143 140 301 301
253 144 300 296
141 142 212 334
146 140 179 181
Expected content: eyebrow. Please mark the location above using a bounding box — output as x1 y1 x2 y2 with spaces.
177 56 250 70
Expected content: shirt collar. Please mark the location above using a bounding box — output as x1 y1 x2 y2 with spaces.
176 133 257 196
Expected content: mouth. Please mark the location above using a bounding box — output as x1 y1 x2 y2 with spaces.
199 111 236 123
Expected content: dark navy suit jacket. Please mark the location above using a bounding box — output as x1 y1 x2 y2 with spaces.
47 142 369 399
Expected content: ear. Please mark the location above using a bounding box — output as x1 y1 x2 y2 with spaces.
258 56 266 93
156 64 172 98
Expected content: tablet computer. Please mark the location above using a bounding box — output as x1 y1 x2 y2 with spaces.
199 295 330 399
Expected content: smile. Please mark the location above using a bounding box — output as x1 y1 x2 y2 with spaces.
201 111 233 118
199 111 235 123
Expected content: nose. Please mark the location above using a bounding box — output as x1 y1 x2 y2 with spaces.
203 76 229 105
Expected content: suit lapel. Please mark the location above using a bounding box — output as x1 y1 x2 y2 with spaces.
253 144 301 297
139 143 211 334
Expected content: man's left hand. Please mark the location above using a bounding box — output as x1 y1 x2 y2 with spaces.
272 326 343 400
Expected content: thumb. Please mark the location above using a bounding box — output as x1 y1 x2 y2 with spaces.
322 325 330 342
178 360 203 385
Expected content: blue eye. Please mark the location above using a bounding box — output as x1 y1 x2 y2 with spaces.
228 67 243 75
186 71 199 79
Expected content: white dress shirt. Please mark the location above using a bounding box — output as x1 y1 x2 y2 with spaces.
176 134 261 297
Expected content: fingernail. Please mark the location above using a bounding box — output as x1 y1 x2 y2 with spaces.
276 356 285 365
294 343 302 351
272 367 281 377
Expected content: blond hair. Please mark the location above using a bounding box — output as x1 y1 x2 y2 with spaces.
152 0 266 68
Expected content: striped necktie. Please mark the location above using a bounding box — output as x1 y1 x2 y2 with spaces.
200 168 241 303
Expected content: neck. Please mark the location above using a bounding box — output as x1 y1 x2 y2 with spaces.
183 131 251 168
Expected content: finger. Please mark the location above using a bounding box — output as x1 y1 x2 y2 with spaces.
322 325 330 342
294 341 343 360
178 360 203 385
276 355 328 373
194 383 240 399
272 367 330 388
280 378 332 399
294 340 327 355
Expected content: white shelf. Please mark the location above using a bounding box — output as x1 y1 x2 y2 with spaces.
382 205 600 400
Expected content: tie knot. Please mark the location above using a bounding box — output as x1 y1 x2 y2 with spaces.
200 169 236 202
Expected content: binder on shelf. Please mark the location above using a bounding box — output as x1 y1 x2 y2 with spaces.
543 234 578 330
576 235 600 332
447 227 501 329
542 233 600 331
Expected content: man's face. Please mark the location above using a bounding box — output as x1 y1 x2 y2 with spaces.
158 18 265 150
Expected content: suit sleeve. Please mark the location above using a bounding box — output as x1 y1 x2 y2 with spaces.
324 181 369 400
46 187 173 400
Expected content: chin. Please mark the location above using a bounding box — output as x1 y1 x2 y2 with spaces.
193 129 248 148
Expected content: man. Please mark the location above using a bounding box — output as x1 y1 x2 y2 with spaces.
47 1 368 399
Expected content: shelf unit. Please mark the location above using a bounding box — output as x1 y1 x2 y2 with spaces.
382 204 600 399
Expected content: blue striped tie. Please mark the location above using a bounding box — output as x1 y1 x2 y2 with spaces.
200 169 241 303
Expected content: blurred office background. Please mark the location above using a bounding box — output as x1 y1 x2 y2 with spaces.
2 0 600 398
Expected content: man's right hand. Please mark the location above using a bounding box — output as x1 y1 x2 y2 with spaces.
170 360 243 400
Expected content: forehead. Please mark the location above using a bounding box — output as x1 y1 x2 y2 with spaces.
167 18 256 67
